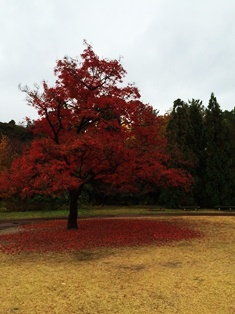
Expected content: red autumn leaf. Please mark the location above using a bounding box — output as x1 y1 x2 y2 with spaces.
0 219 202 255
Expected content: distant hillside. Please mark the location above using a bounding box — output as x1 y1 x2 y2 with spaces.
0 121 33 142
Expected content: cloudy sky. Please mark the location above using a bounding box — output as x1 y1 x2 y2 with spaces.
1 0 235 123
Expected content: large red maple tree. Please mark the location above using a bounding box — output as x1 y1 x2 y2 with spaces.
0 43 192 229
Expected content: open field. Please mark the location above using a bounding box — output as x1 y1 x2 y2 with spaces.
0 216 234 313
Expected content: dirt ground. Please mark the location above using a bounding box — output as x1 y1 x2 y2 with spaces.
0 216 234 314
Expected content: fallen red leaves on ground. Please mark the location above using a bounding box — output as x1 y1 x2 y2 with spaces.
0 218 202 254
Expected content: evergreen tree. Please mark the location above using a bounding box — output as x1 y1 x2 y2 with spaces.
162 99 196 207
222 108 235 204
188 99 206 205
166 99 196 166
204 93 234 206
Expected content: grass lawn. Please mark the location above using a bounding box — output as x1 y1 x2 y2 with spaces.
0 216 234 313
0 205 228 220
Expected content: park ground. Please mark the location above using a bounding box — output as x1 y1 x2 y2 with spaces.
0 213 234 314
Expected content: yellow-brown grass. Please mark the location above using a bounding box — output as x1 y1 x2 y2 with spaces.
0 216 234 314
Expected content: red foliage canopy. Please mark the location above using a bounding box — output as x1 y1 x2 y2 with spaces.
0 43 192 200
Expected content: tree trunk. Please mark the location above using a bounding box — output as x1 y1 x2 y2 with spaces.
67 187 82 230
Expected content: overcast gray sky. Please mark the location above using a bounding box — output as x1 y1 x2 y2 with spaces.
1 0 235 123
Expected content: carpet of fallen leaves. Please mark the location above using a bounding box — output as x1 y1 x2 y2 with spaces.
0 218 202 254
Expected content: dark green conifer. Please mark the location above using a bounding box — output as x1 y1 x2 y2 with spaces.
204 93 234 206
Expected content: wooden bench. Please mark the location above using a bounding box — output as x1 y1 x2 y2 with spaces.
215 206 235 211
179 205 200 211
